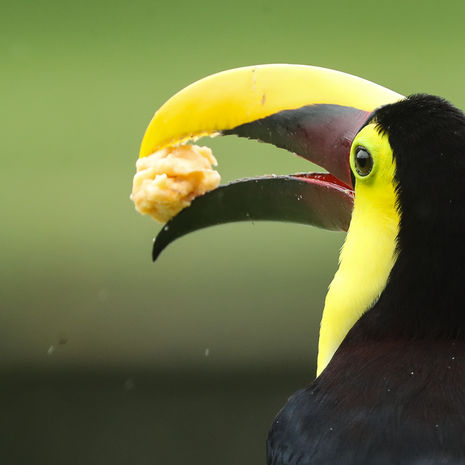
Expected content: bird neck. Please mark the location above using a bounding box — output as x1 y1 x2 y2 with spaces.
362 131 465 341
355 219 465 341
317 181 399 376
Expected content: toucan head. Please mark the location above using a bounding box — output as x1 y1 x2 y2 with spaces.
137 65 403 263
134 64 420 375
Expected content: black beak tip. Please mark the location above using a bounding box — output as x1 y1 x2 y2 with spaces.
152 237 163 262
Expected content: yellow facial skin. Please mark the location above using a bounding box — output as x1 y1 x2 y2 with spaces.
317 124 400 376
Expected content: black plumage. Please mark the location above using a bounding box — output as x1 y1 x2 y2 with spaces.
267 95 465 464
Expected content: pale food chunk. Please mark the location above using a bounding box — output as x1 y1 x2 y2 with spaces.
130 145 221 223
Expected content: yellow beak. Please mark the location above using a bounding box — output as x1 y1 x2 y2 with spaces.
140 64 402 158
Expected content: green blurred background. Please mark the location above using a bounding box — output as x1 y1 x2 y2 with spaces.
2 0 465 463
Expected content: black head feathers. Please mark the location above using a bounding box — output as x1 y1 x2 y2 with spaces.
370 95 465 238
353 95 465 339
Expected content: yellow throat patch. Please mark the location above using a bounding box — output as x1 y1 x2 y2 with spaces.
317 124 400 376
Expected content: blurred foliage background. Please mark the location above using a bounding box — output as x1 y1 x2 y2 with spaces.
2 0 465 463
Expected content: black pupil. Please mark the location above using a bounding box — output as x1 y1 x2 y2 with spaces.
355 147 373 176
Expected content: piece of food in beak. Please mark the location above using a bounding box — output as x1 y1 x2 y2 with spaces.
130 144 221 223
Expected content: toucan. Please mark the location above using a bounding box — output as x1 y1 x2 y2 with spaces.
136 65 465 464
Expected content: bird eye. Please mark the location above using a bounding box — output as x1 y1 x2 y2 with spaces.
354 147 373 177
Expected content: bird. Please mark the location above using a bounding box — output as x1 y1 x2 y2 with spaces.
134 65 465 464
